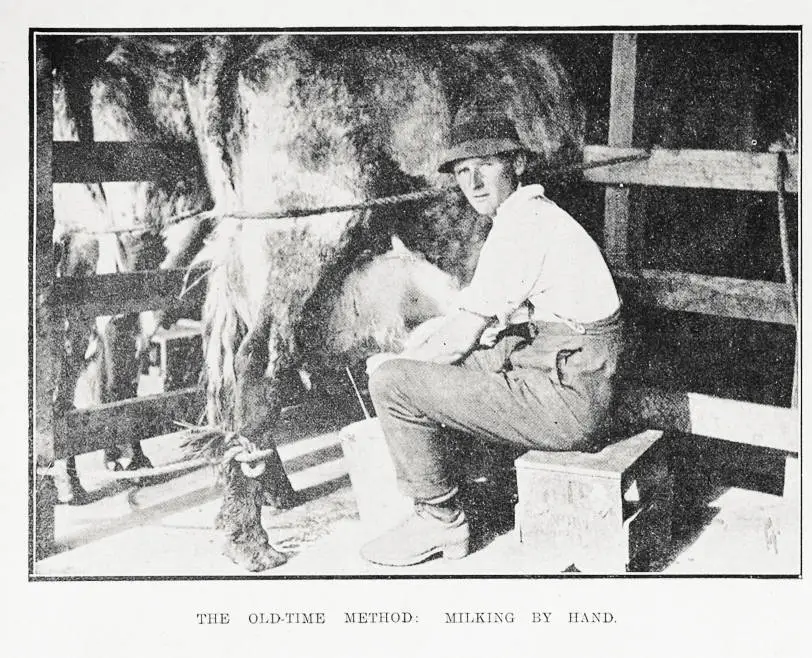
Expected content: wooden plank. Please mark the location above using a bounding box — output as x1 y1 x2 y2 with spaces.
616 268 795 325
52 141 202 183
43 267 207 318
33 41 60 561
585 145 799 193
791 333 799 408
615 387 799 454
783 454 799 500
605 189 632 269
56 387 206 459
608 34 638 146
604 33 638 270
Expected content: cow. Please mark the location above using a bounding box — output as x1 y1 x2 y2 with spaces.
175 34 584 570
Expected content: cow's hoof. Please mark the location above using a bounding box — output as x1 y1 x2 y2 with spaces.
105 460 123 472
127 453 154 471
55 477 89 505
223 540 288 572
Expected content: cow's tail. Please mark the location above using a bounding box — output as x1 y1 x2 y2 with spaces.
183 252 244 466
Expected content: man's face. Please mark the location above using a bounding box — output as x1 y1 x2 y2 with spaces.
452 154 522 217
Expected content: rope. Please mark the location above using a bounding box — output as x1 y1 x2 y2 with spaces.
212 186 453 224
775 151 799 409
183 152 652 226
74 151 653 236
775 151 797 324
35 457 213 481
36 420 283 484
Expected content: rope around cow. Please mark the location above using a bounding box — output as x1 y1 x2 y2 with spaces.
36 423 280 482
50 149 798 487
78 152 654 235
44 152 658 484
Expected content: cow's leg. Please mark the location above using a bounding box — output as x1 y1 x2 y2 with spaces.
98 313 149 472
53 457 89 504
55 315 93 504
234 318 297 509
216 322 289 571
127 441 154 471
219 461 286 571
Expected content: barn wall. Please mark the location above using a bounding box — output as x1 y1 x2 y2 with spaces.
584 33 798 407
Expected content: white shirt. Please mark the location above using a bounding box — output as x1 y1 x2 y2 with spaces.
454 184 621 329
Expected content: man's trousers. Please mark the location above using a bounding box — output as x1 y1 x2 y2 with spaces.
368 309 625 501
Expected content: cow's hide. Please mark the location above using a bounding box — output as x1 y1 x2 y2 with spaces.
175 34 584 570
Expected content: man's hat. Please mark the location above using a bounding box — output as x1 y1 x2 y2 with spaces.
437 112 525 174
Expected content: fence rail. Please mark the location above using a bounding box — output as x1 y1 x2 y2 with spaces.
584 145 799 193
616 386 799 454
615 269 796 325
44 267 207 318
53 141 202 184
57 387 205 460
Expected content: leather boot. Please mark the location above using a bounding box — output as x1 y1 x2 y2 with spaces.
360 491 470 566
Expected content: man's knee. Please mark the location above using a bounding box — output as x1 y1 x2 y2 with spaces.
368 358 412 404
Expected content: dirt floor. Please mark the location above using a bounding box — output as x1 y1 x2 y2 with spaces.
32 414 800 578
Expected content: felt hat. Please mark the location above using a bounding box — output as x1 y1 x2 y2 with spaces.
437 113 525 173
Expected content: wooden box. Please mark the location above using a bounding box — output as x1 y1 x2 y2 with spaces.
514 429 672 573
339 418 413 532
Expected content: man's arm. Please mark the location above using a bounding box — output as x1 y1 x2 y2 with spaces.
366 312 491 376
399 309 491 364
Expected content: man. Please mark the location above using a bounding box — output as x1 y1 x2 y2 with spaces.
362 111 623 566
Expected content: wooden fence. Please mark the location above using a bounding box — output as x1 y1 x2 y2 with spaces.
33 44 206 481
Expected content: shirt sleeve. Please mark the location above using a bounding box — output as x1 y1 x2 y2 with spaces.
455 211 548 325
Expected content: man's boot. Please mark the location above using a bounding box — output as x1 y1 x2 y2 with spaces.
360 489 470 566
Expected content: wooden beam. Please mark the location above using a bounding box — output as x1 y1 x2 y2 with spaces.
585 145 799 193
616 268 795 325
57 387 206 459
604 33 638 270
43 267 207 318
52 141 202 183
34 42 60 469
608 34 638 146
791 339 799 408
33 40 62 562
615 387 799 454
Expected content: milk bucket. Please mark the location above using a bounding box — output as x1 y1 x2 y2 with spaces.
339 418 413 532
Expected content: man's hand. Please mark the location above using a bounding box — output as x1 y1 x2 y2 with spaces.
401 309 491 365
478 326 502 348
403 316 447 352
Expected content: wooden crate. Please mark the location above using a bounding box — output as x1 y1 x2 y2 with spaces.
514 429 672 573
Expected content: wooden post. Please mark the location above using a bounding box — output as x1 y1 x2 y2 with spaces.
604 33 638 271
33 37 60 562
791 342 798 408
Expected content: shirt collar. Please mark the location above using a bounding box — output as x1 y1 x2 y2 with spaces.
494 183 546 221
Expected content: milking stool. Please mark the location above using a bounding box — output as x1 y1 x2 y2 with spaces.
514 429 673 572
